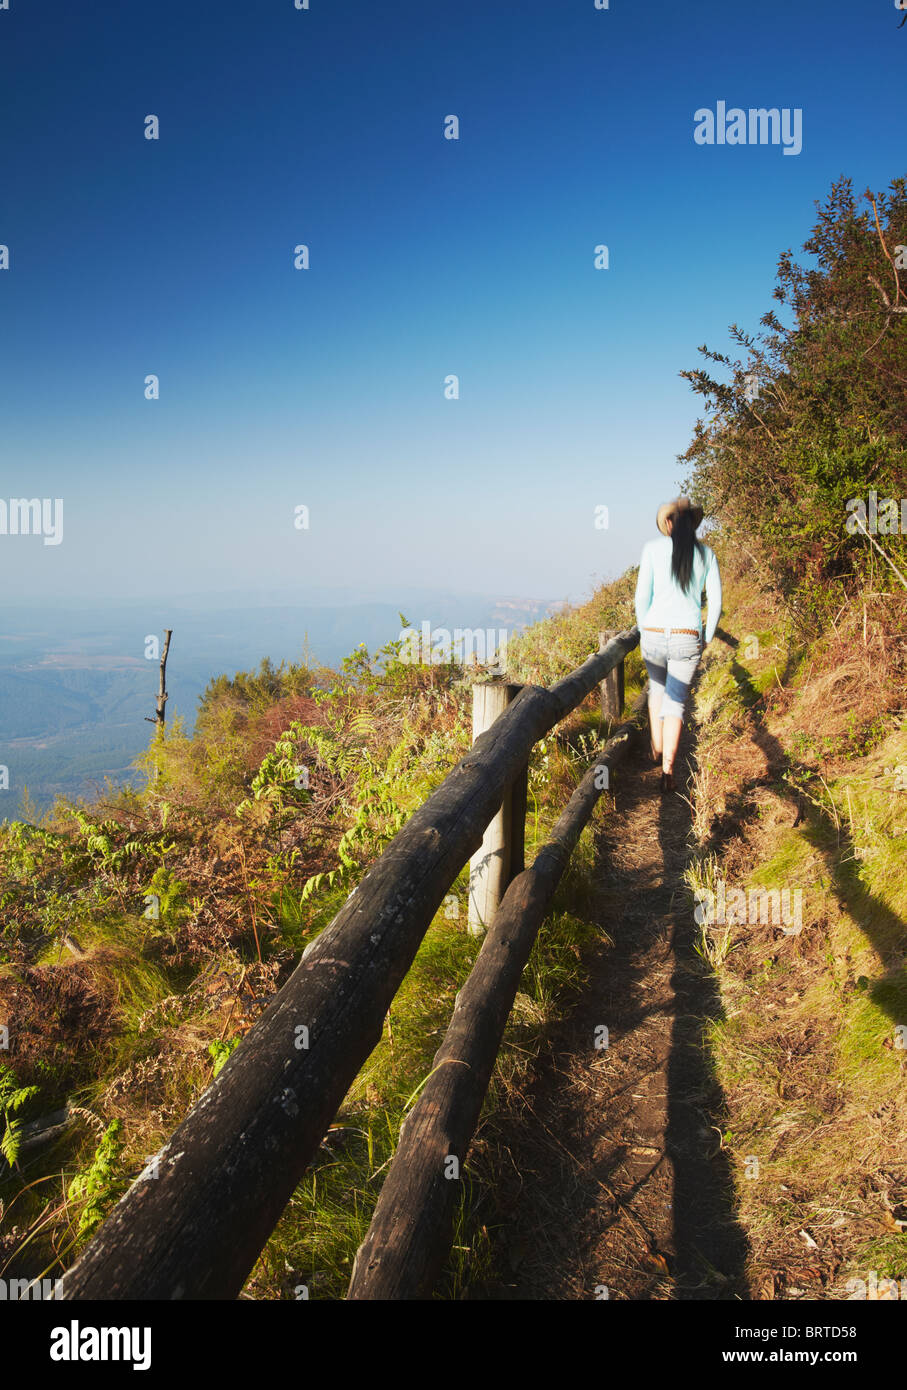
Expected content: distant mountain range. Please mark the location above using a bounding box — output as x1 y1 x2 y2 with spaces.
1 590 566 815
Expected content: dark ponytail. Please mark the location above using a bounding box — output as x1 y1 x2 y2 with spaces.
670 508 703 593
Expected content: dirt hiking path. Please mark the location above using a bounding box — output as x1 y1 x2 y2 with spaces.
483 731 751 1300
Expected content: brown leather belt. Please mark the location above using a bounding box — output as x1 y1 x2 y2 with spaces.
643 627 699 636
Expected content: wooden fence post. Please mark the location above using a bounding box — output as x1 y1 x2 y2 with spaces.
467 680 526 936
599 628 625 725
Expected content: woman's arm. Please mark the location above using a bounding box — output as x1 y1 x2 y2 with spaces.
703 550 723 644
634 545 653 630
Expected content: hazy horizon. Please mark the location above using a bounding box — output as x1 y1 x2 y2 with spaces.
0 583 564 811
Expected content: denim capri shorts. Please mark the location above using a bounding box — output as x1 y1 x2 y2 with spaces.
640 628 701 720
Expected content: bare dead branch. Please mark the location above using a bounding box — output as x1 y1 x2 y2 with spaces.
867 191 903 307
867 274 907 315
149 629 173 728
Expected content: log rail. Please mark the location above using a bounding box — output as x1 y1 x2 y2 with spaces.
58 627 641 1301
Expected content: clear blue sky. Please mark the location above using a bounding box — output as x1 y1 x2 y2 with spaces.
2 0 905 607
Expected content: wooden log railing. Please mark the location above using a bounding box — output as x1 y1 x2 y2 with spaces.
347 698 646 1298
57 626 640 1302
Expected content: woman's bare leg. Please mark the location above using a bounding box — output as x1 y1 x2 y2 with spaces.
662 715 682 773
648 694 663 757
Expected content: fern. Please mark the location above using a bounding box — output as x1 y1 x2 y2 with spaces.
208 1036 242 1077
0 1064 39 1168
65 811 175 873
67 1120 124 1236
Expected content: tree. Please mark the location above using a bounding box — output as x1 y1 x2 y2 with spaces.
680 176 907 623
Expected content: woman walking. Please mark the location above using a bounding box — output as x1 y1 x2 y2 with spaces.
634 497 721 793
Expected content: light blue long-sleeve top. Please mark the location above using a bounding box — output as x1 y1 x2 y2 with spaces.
634 536 722 643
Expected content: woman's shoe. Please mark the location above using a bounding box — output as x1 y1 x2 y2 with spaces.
659 771 675 794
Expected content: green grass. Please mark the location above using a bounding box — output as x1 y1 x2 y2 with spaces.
853 1234 907 1283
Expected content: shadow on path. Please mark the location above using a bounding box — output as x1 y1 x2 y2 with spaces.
659 750 751 1298
474 715 751 1299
